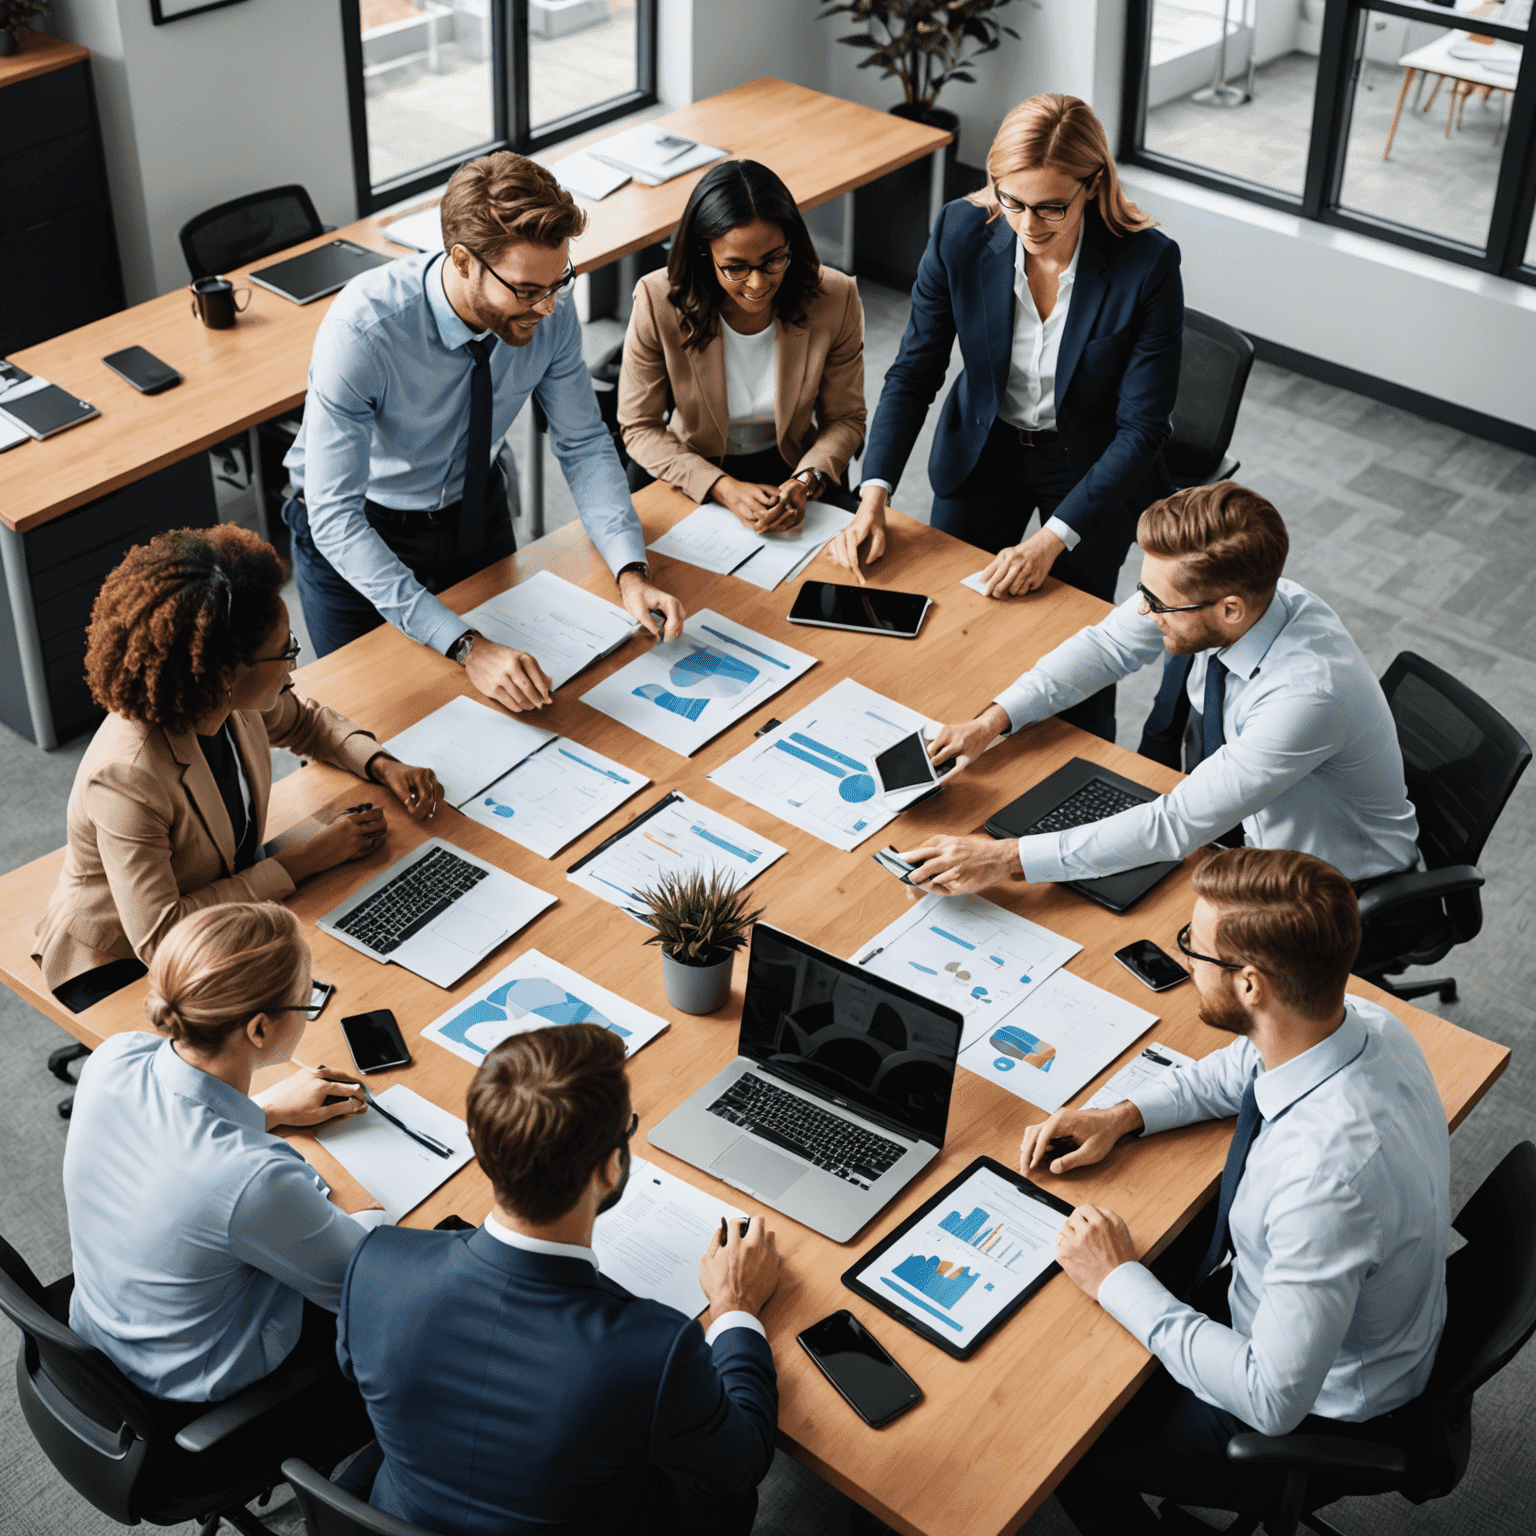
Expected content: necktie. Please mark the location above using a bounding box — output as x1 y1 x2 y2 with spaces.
1186 1076 1262 1300
1137 653 1195 769
1202 654 1230 765
459 335 496 558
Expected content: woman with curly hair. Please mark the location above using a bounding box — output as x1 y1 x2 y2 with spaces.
33 525 442 1013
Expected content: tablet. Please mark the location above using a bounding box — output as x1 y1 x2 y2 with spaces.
248 240 395 305
786 581 931 639
0 379 100 440
842 1156 1073 1359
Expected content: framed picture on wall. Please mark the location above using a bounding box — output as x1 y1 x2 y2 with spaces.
151 0 251 23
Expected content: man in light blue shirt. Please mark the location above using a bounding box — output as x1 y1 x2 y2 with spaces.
1019 848 1450 1533
285 152 683 709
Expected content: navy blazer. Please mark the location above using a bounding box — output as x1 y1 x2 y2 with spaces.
862 198 1183 538
336 1226 778 1536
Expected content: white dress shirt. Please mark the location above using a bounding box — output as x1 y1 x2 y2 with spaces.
720 319 779 456
482 1211 765 1345
1098 998 1450 1434
993 578 1421 882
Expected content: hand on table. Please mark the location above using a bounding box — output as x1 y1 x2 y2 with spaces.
895 834 1022 896
1020 1102 1144 1177
368 755 444 823
699 1214 780 1324
825 486 888 586
711 475 790 532
1056 1205 1139 1302
464 635 554 713
760 477 809 533
618 568 685 642
926 705 1010 773
274 802 387 884
258 1063 367 1131
978 527 1066 598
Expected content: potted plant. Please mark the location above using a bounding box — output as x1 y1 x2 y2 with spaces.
0 0 51 56
639 870 764 1016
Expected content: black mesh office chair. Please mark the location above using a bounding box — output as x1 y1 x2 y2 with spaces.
1197 1140 1536 1536
1354 652 1530 1004
179 185 325 280
1163 309 1256 490
283 1458 434 1536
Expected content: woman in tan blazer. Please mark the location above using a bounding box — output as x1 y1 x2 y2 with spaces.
618 158 866 533
35 526 441 1013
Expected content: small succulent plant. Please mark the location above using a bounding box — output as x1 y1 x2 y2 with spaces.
638 870 764 967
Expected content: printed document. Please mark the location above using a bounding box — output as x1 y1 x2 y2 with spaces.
648 502 854 591
1084 1041 1197 1110
314 1086 473 1222
384 696 554 809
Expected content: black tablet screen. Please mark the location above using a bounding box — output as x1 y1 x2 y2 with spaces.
789 582 929 636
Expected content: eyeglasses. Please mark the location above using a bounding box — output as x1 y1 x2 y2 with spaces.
1137 581 1216 616
995 179 1090 222
470 249 577 306
714 246 792 283
617 1110 639 1149
250 633 303 666
1176 922 1247 973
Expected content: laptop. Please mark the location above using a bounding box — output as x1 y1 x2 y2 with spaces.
982 756 1182 914
648 923 963 1243
316 838 554 989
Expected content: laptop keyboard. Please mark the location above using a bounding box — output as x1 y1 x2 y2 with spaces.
707 1074 906 1189
334 846 488 955
1025 777 1143 836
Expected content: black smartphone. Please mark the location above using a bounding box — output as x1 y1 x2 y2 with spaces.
873 730 956 796
308 980 336 1020
101 345 182 395
1113 940 1189 992
797 1310 922 1429
340 1009 412 1074
786 581 931 639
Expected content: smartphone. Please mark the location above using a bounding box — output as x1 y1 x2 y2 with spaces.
797 1310 923 1429
1113 940 1189 992
308 980 336 1020
873 730 956 797
871 845 920 885
101 345 182 395
787 581 931 639
340 1009 412 1074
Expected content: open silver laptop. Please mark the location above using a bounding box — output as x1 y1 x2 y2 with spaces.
648 923 963 1243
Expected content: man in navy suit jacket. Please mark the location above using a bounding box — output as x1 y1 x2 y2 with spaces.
336 1024 780 1535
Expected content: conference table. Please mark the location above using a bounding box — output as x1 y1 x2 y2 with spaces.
0 75 952 749
0 486 1509 1536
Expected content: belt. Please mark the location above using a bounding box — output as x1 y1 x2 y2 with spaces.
364 499 459 529
996 420 1061 448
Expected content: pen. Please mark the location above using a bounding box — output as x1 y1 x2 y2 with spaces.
858 946 884 965
356 1084 454 1159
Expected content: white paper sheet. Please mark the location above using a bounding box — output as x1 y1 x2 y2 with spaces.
851 894 1084 1052
459 570 640 692
421 949 668 1068
567 792 785 920
314 1086 473 1222
381 207 444 252
588 123 727 184
552 149 631 201
458 736 649 859
648 502 854 591
961 570 992 596
580 609 815 757
958 969 1158 1113
384 696 554 809
1084 1041 1197 1111
593 1159 748 1319
707 678 936 850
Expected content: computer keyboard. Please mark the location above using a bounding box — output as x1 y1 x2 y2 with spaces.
334 846 488 954
707 1074 906 1190
1024 777 1144 836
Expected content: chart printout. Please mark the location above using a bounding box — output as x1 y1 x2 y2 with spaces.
581 610 816 756
567 793 786 920
421 949 668 1069
458 570 640 691
855 1165 1069 1348
458 737 650 859
852 894 1084 1050
384 697 554 809
708 678 936 850
958 968 1159 1113
1084 1041 1197 1110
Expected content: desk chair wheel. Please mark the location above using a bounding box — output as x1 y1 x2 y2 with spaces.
47 1041 90 1083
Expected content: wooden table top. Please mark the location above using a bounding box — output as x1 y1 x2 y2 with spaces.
1 76 949 536
0 489 1507 1535
0 28 88 89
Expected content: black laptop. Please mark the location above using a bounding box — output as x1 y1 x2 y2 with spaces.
982 757 1181 913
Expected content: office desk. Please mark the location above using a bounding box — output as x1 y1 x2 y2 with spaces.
0 489 1507 1535
0 76 949 750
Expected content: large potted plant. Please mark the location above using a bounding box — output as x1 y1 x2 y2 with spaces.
0 0 51 56
639 870 764 1016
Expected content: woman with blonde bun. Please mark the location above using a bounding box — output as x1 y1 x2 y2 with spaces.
62 903 379 1466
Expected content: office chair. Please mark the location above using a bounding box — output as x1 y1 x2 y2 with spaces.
179 185 326 280
283 1457 436 1536
1163 309 1255 490
1354 651 1530 1004
1188 1140 1536 1536
0 1232 362 1534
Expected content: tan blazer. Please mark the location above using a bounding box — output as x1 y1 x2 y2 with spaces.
33 687 380 993
618 266 867 506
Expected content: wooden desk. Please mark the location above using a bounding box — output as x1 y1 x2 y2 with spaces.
0 489 1509 1535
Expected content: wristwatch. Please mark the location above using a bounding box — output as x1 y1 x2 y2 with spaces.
448 629 479 666
617 561 651 582
793 468 826 497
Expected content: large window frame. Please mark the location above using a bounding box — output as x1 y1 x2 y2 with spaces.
341 0 658 217
1123 0 1536 285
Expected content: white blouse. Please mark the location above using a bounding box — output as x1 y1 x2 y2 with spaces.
720 319 778 456
998 230 1083 434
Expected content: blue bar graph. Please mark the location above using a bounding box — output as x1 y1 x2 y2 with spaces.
788 732 865 771
558 748 630 783
939 1206 989 1243
689 824 761 863
931 926 977 950
890 1252 979 1309
701 624 791 669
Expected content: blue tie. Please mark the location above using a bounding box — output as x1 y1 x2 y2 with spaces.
1137 653 1195 769
1186 1076 1262 1300
1201 654 1229 765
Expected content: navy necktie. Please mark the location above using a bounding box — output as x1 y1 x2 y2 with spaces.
459 335 496 558
1187 1076 1262 1300
1202 654 1230 765
1137 652 1195 769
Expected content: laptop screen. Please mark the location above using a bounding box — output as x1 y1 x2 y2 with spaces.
739 923 963 1148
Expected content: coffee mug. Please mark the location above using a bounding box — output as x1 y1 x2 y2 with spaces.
189 276 251 329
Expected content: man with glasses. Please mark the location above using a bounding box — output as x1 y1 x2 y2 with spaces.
1019 848 1450 1533
899 481 1419 896
336 1023 781 1534
284 152 684 708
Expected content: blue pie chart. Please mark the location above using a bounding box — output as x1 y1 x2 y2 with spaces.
838 773 876 803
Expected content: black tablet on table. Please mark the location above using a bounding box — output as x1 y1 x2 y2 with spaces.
842 1156 1074 1360
248 240 395 305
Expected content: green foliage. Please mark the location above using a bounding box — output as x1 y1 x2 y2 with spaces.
818 1 1027 119
0 0 51 29
638 869 765 967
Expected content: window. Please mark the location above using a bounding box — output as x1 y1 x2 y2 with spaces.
1124 0 1536 282
342 0 658 215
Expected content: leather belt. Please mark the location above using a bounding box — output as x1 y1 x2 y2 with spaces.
1009 425 1060 448
364 499 459 529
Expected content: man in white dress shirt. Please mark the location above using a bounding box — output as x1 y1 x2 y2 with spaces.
901 481 1420 893
1026 847 1450 1532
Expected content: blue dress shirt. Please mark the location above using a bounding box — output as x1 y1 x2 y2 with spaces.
62 1033 377 1402
992 578 1420 882
285 252 646 654
1099 998 1451 1434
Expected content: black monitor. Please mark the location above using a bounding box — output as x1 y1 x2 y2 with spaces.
738 923 963 1148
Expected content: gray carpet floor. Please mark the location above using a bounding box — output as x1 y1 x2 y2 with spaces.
1 278 1532 1536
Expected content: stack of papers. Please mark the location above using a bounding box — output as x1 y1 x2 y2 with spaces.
552 150 633 202
588 123 727 186
385 697 554 808
380 206 444 252
1084 1041 1196 1110
648 502 854 591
